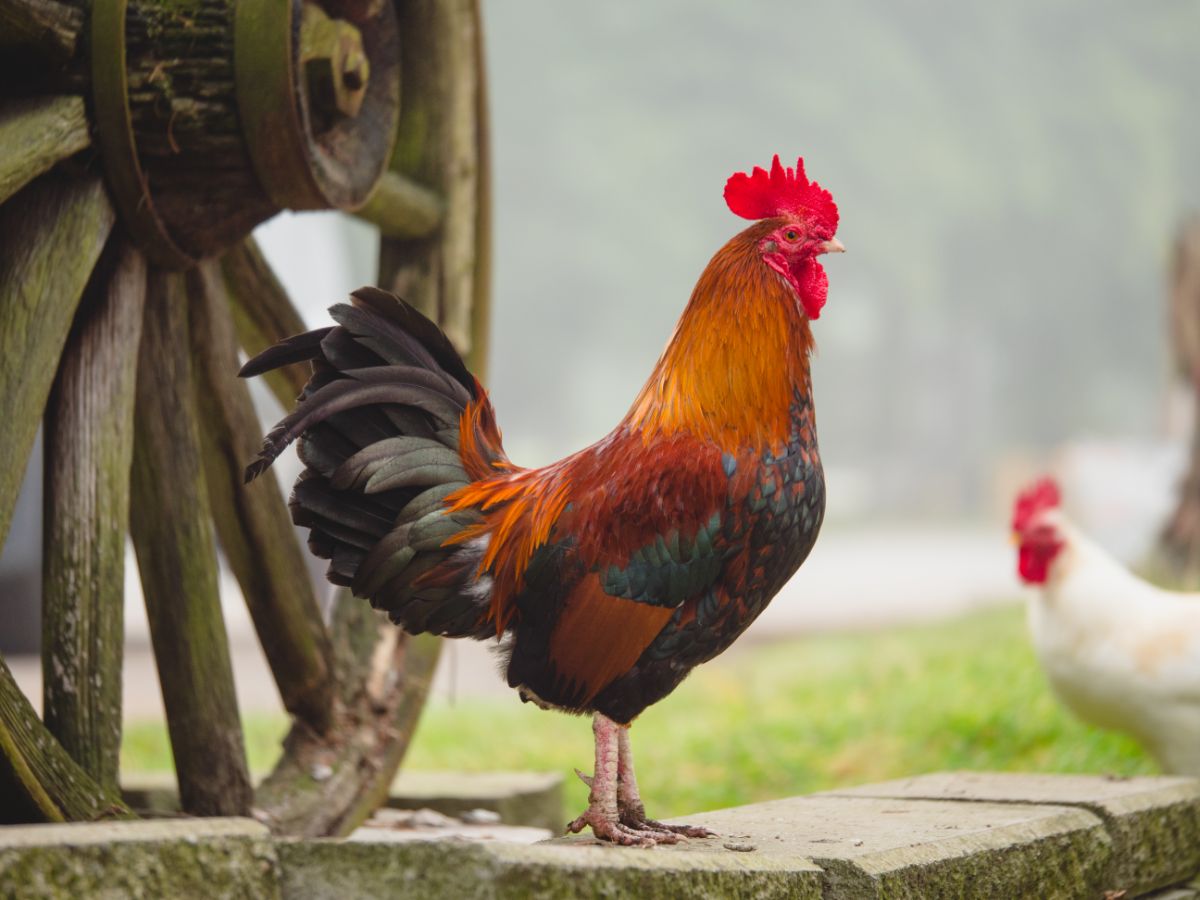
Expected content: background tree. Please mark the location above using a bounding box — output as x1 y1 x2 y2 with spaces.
1152 217 1200 585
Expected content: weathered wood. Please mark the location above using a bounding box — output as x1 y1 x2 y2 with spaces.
82 0 398 258
379 0 487 356
220 237 310 410
0 96 89 206
247 0 490 836
0 656 134 823
186 261 335 734
0 0 82 62
253 592 441 837
129 270 252 817
42 239 146 792
224 240 447 835
248 0 490 837
0 173 114 550
237 0 399 213
467 5 493 378
317 0 383 26
353 170 445 239
120 0 276 257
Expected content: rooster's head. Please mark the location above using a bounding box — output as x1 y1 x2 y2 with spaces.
724 155 844 320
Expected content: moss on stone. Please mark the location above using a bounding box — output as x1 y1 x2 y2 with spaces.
277 838 823 900
826 771 1200 895
0 819 279 900
4 774 1198 897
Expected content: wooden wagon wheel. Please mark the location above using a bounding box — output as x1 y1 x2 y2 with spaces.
0 0 490 836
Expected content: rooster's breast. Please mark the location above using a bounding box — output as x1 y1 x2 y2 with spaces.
590 390 826 722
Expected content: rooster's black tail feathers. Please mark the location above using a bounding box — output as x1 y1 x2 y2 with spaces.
241 287 492 638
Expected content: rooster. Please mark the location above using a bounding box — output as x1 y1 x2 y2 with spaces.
241 155 844 845
1012 478 1200 775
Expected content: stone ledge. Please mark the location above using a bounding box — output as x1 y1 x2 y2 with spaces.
652 795 1112 899
387 770 564 832
276 837 824 900
0 818 279 900
824 771 1200 895
3 773 1197 898
121 769 565 831
1145 882 1200 900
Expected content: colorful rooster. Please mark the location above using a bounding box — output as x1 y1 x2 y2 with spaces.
242 156 844 845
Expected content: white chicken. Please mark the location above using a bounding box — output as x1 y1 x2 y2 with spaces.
1013 478 1200 775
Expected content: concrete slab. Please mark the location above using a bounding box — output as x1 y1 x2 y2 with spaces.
650 794 1111 899
354 807 552 844
388 770 564 832
122 769 565 831
0 818 279 900
349 823 553 844
1146 887 1200 900
277 837 824 900
825 772 1200 895
7 773 1196 897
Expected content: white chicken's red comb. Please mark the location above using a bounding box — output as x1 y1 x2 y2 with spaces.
1012 478 1061 532
723 155 839 233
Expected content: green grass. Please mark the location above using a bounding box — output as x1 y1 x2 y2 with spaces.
121 603 1154 817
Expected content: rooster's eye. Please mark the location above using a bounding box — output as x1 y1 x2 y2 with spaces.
784 229 799 242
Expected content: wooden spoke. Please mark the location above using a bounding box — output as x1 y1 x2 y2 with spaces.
249 0 494 838
0 0 84 63
129 269 252 817
0 0 493 838
352 169 445 239
42 237 146 791
253 594 441 837
382 0 490 364
0 96 89 206
0 656 134 824
0 173 113 547
187 260 335 735
220 237 310 410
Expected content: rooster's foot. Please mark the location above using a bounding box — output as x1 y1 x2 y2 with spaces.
626 816 715 839
567 807 681 847
619 802 716 838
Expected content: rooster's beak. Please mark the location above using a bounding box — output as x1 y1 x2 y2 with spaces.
1010 532 1021 546
819 238 846 255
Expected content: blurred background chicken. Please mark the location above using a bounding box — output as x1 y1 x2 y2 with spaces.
1013 478 1200 775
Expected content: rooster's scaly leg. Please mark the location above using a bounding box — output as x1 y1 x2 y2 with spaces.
567 714 682 846
615 724 715 838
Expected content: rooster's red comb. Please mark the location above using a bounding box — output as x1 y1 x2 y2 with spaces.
1012 477 1061 532
724 155 839 233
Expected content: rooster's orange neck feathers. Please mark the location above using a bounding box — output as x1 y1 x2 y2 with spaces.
625 221 815 452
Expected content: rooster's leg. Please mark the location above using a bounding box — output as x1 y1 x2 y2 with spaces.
615 724 715 838
567 714 682 846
